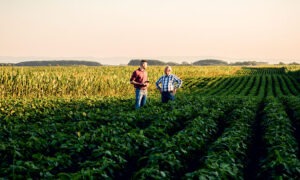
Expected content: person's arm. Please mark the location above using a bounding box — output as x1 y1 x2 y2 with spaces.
144 80 150 87
130 71 136 84
156 77 162 93
173 75 182 93
131 80 145 86
144 72 149 87
130 71 145 86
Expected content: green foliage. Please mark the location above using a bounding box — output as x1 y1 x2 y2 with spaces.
0 66 300 179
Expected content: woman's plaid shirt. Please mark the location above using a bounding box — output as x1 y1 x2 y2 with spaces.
155 74 182 92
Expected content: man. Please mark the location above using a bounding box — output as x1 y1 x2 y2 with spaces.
156 65 182 103
130 60 149 109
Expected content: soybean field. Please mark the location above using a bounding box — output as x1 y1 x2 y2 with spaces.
0 65 300 179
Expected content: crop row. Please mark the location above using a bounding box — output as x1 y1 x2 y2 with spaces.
2 94 300 179
133 98 244 179
236 67 286 75
1 65 300 179
2 66 299 99
0 95 242 179
0 66 299 99
0 66 242 98
184 99 258 179
282 96 300 158
186 74 300 97
258 97 300 179
0 97 140 178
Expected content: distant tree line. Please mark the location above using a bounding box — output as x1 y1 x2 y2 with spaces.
14 60 102 66
192 59 228 66
279 62 299 65
0 63 14 66
128 59 272 66
229 61 269 66
1 59 298 66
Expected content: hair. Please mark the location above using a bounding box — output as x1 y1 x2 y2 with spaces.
165 65 172 71
140 60 147 65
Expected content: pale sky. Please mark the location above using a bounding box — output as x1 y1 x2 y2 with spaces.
1 0 300 65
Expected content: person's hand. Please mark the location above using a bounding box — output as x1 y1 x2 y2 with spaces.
173 88 177 94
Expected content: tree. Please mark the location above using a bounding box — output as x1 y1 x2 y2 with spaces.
128 59 166 66
279 62 285 65
193 59 228 66
181 61 190 65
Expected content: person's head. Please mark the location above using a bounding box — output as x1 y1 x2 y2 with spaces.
140 60 148 70
164 65 172 75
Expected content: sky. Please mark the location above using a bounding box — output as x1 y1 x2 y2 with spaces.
0 0 300 65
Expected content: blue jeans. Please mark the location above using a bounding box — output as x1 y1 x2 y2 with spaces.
162 91 175 103
135 88 147 109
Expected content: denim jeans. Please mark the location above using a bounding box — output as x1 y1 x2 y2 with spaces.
161 91 175 103
135 88 147 109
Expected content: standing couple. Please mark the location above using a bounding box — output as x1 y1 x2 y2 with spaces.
130 60 182 109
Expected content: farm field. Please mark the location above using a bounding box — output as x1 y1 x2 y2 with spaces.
0 65 300 179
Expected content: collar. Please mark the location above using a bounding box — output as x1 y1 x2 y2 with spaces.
138 67 145 71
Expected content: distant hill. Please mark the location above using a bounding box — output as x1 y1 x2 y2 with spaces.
15 60 102 66
128 59 166 66
193 59 228 66
128 59 188 66
230 61 268 66
0 63 14 66
166 62 180 66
